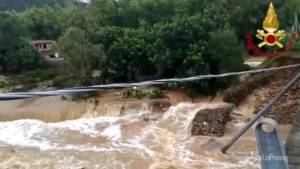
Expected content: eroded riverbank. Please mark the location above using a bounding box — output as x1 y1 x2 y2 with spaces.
0 89 292 169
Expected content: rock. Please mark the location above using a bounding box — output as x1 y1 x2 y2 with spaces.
191 105 234 137
140 113 162 122
202 138 223 150
223 85 248 106
223 74 271 106
150 99 171 113
266 103 298 124
254 97 300 124
120 102 148 116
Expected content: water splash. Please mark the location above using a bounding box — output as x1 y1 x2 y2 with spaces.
0 103 260 169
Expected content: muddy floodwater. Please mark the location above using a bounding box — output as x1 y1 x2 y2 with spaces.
0 94 291 169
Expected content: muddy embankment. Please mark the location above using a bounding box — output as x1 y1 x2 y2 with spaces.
2 59 300 124
0 60 298 169
0 90 180 122
223 60 300 124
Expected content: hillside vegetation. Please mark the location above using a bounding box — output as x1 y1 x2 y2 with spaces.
0 0 76 11
0 0 300 95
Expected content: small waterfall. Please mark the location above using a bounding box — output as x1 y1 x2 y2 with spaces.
0 102 260 169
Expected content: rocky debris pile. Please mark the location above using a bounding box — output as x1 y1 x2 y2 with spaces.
286 110 300 169
191 105 234 137
223 73 271 106
253 69 300 124
224 59 300 124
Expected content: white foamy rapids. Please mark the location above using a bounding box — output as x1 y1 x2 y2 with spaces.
101 123 122 141
0 116 130 151
0 102 259 169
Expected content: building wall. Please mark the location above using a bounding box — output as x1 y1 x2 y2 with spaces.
35 43 54 52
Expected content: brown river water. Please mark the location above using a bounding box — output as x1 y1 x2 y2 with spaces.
0 93 291 169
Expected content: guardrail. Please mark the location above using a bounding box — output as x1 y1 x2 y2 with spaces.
255 118 289 169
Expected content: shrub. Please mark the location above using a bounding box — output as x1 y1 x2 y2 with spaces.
4 39 45 73
122 88 167 99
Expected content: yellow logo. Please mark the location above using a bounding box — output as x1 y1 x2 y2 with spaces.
256 2 286 48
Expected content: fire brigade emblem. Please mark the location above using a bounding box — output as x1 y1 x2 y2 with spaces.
246 2 297 57
256 2 286 48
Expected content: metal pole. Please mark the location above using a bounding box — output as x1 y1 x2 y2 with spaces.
221 71 300 154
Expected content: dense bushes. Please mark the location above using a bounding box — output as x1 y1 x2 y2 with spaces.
57 3 245 93
0 12 45 73
0 0 67 11
54 0 290 93
1 0 300 94
4 39 44 73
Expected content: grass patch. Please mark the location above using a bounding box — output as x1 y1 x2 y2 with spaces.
0 79 9 88
10 68 62 90
122 87 167 99
259 50 300 68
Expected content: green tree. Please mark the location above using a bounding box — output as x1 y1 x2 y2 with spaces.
20 6 61 39
4 39 43 73
89 0 177 28
150 6 232 77
16 0 266 94
0 0 67 11
0 12 26 52
0 12 43 73
59 3 89 31
102 28 155 82
59 27 104 85
147 6 244 94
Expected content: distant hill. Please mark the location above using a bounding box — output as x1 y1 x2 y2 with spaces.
0 0 80 11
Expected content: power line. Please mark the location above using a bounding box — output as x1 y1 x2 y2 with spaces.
1 63 300 100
